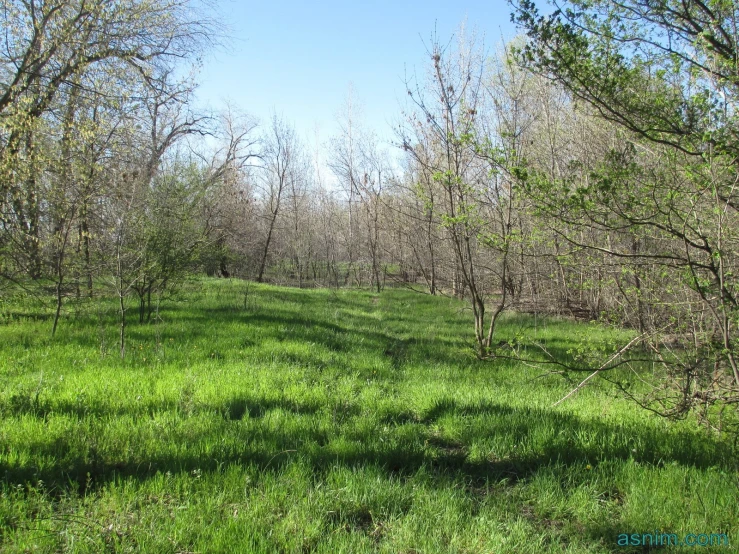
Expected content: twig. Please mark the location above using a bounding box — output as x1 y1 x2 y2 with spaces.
264 449 296 470
551 332 648 407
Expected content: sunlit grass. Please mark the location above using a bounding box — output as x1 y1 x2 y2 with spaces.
0 278 736 553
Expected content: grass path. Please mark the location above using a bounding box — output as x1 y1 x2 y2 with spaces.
0 279 736 552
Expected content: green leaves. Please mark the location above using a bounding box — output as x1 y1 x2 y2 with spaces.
511 0 738 157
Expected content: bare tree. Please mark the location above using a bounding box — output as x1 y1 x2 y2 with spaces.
0 0 215 284
256 114 300 283
329 89 364 285
400 31 496 355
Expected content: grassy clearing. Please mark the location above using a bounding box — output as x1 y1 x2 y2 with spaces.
0 279 736 553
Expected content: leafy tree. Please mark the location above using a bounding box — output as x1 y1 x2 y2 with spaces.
511 0 739 424
130 164 201 321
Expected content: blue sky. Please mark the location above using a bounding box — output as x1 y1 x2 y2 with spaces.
195 0 518 149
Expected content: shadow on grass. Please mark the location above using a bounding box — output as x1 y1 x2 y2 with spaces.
2 397 736 548
222 396 323 420
1 393 325 421
3 398 734 487
417 398 735 471
53 305 472 370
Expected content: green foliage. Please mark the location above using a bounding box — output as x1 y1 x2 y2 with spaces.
511 0 739 156
121 161 216 321
511 0 739 413
140 163 210 277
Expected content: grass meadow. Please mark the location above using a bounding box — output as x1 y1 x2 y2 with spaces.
0 279 736 553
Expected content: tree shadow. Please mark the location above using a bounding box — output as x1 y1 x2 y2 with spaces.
2 395 736 550
52 305 472 371
3 283 737 548
3 397 734 491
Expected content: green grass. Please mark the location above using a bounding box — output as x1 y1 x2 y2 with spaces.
0 278 736 553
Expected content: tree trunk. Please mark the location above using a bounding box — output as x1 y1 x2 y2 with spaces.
257 213 278 282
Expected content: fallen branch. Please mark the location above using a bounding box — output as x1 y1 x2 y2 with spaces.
551 332 649 407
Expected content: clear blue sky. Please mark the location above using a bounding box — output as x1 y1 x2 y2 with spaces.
196 0 518 149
